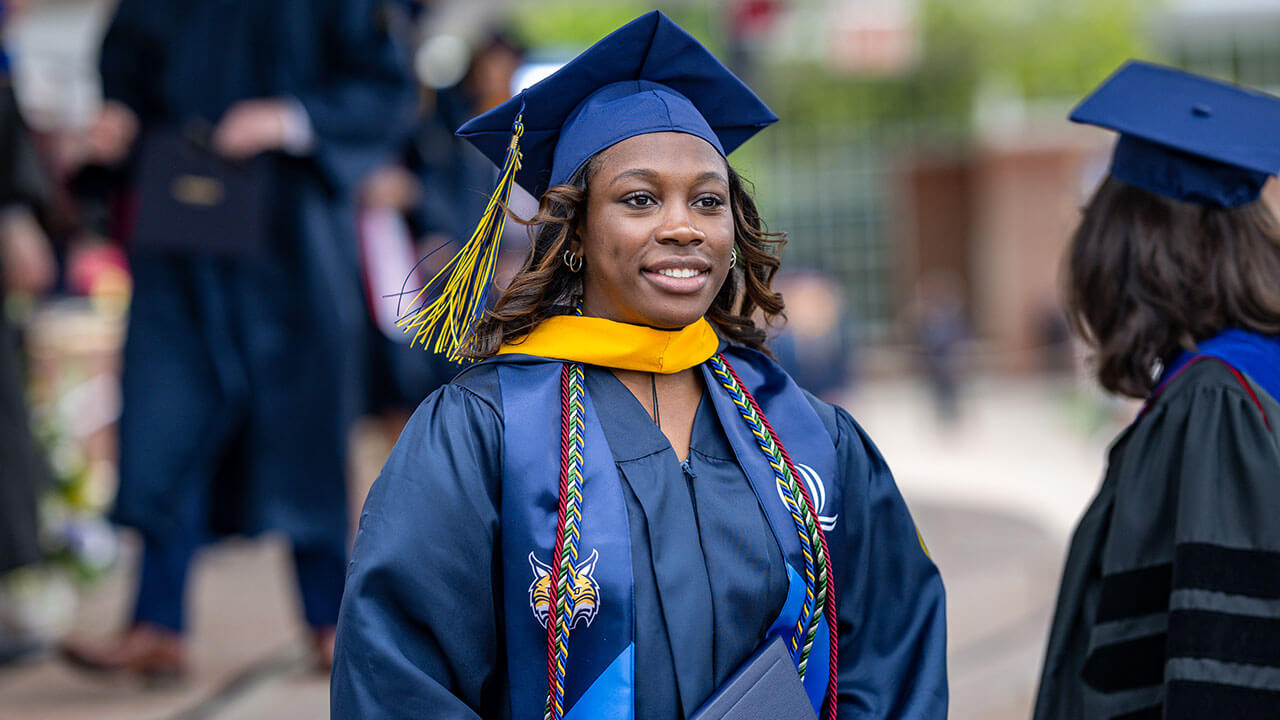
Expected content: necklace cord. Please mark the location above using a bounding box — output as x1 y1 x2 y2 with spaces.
651 373 661 430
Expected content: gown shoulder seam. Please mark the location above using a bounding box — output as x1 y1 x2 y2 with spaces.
1150 358 1273 428
442 376 503 422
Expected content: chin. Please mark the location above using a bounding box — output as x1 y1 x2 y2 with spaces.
636 300 713 329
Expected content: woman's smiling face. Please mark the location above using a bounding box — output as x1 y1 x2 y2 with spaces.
574 132 734 329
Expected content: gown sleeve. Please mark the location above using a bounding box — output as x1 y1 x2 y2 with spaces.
1083 361 1280 718
331 383 504 719
830 406 948 719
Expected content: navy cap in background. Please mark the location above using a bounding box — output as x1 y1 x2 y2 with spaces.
1071 60 1280 208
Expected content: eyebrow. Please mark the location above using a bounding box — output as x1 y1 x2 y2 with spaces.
606 168 730 187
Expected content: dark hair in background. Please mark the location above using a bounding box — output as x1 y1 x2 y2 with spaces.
1066 176 1280 398
465 158 787 359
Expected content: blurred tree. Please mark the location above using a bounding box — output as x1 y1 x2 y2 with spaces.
508 0 1158 133
763 0 1159 131
511 2 720 56
936 0 1159 104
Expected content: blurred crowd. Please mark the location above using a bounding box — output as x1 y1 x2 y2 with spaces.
0 0 565 675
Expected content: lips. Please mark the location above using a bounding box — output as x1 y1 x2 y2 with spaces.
642 257 711 294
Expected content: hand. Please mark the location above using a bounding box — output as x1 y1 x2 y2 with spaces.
1 207 55 295
360 166 421 211
212 99 292 160
86 101 139 166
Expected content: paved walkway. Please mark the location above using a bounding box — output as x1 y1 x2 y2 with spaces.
0 375 1127 720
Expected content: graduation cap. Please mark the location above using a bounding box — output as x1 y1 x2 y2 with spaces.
1071 60 1280 209
400 10 778 360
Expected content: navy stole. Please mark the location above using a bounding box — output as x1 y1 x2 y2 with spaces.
497 346 840 719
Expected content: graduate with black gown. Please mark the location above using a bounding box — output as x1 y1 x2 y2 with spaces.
59 0 414 677
332 12 946 720
1034 62 1280 720
0 28 53 587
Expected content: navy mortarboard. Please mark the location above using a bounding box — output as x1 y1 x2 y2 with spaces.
399 10 777 361
457 10 777 199
1071 60 1280 208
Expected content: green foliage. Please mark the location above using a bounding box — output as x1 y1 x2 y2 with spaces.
507 0 1159 133
510 3 722 58
929 0 1159 101
760 0 1159 130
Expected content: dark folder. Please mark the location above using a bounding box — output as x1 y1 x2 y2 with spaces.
131 125 274 258
690 636 819 720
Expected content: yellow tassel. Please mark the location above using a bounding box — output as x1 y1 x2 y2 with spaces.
398 114 524 362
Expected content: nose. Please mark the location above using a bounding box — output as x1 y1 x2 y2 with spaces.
656 203 704 245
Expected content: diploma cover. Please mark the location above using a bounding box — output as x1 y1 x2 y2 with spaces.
690 636 819 720
131 125 273 258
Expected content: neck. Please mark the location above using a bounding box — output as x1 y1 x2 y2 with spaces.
611 366 703 462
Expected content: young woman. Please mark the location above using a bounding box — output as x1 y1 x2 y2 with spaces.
1035 62 1280 720
332 13 947 720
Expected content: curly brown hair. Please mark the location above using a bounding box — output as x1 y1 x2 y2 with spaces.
1066 176 1280 398
463 157 787 359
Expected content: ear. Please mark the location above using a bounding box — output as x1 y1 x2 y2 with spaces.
575 549 599 577
529 551 551 579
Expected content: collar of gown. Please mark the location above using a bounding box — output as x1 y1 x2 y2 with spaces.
495 315 719 374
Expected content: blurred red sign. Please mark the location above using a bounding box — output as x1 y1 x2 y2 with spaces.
826 0 919 75
731 0 783 42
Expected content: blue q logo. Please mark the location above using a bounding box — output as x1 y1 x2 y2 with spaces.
778 463 838 531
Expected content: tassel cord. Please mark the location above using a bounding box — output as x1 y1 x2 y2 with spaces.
398 115 525 361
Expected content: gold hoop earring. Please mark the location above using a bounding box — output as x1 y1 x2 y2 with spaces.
729 247 738 269
563 250 583 272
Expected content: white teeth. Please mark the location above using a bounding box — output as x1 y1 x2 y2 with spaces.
657 268 700 279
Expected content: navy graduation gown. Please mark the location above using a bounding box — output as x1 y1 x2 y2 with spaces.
102 0 415 546
332 355 947 719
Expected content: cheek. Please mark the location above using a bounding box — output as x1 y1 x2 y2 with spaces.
583 218 646 272
710 216 736 254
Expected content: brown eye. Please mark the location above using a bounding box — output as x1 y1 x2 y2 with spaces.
695 195 724 209
623 193 656 208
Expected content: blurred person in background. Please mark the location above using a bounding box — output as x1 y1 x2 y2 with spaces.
358 27 528 435
770 269 855 403
914 270 966 427
1035 63 1280 720
0 0 56 668
57 0 414 680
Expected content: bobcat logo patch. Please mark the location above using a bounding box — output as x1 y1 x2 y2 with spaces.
777 463 839 531
528 550 601 630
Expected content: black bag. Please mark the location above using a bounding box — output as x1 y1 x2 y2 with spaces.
131 124 274 258
689 636 819 720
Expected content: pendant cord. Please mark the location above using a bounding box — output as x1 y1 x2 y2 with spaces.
650 372 661 430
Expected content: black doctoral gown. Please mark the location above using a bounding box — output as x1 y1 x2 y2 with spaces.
100 0 414 547
332 359 948 719
0 80 50 574
1035 359 1280 720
